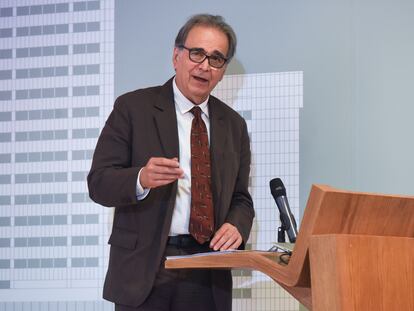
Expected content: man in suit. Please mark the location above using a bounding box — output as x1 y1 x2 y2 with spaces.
88 14 254 311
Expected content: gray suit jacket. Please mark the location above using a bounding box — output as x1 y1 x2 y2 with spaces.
88 78 254 308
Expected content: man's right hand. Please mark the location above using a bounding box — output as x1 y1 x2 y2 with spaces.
140 157 184 189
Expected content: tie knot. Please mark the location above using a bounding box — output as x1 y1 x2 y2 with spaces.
190 106 202 119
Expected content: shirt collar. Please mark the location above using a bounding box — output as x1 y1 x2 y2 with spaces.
173 77 209 118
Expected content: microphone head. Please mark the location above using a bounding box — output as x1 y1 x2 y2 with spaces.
269 178 286 197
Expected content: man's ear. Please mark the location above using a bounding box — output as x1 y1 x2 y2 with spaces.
172 47 180 69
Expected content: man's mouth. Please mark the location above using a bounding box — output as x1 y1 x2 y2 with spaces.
193 75 209 83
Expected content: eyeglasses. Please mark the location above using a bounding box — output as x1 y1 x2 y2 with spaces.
178 45 228 69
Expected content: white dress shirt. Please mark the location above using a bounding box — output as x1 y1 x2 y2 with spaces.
136 78 210 236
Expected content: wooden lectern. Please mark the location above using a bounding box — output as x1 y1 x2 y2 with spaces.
165 185 414 310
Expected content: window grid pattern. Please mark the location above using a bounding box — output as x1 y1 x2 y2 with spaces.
0 28 13 38
16 66 69 79
15 151 68 163
212 72 303 310
0 70 12 80
16 24 69 37
0 64 101 82
14 237 67 247
16 3 69 16
15 172 68 184
0 1 113 306
16 108 68 120
16 45 69 58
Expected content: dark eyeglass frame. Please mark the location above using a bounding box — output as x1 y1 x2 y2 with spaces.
178 45 228 69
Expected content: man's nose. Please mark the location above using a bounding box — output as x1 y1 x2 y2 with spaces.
198 57 211 71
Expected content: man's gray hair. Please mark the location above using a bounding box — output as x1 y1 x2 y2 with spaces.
175 14 237 60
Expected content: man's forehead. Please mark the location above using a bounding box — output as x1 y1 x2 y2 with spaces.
184 26 229 54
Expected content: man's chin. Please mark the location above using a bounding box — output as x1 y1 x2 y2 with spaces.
190 79 210 91
188 88 210 103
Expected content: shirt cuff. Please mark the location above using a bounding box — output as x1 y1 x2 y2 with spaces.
136 168 150 200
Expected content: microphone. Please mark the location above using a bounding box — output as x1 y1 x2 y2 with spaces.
269 178 298 243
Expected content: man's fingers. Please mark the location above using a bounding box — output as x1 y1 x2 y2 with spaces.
212 232 239 251
150 157 181 168
141 172 180 188
210 226 228 247
210 223 242 251
147 158 184 177
151 166 183 175
146 170 183 181
213 236 229 251
140 157 184 188
221 235 237 250
221 236 242 251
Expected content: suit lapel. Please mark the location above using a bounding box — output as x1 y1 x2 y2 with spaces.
153 79 180 159
209 97 227 225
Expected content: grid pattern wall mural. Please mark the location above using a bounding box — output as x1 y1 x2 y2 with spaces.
213 72 303 311
0 1 303 310
0 0 115 310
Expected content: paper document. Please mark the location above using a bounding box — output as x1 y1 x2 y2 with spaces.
166 249 245 260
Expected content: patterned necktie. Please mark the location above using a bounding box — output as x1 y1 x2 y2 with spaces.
189 106 215 244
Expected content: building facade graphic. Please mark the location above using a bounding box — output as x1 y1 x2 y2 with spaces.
0 2 302 310
0 1 115 310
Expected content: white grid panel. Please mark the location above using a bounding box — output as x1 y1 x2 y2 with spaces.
213 72 303 311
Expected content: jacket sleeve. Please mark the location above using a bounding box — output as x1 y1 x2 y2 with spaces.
225 119 255 248
87 96 141 207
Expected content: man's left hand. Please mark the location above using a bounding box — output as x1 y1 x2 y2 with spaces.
210 223 242 251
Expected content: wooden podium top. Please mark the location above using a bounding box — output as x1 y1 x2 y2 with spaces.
165 184 414 310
